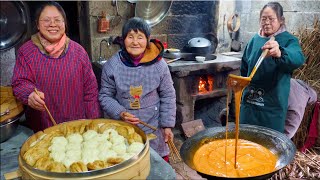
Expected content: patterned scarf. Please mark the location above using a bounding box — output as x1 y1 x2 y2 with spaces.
38 32 67 58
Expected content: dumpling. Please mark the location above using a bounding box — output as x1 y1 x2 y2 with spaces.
70 162 88 173
65 143 82 151
106 157 124 165
50 151 65 163
95 133 108 142
65 150 82 161
82 130 98 141
24 148 49 166
127 142 144 154
103 129 118 138
82 148 99 164
98 141 112 152
110 134 125 145
51 136 68 146
47 162 66 172
87 160 109 170
34 156 54 170
82 140 99 149
121 153 135 160
98 149 117 161
48 143 66 152
112 143 127 155
66 133 83 144
30 133 47 147
62 157 77 169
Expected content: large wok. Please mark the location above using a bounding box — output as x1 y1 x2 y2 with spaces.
180 124 296 179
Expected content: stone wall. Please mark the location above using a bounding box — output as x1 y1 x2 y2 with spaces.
216 0 320 53
87 0 319 61
87 1 218 62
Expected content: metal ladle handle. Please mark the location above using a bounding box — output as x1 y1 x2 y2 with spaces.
249 36 275 79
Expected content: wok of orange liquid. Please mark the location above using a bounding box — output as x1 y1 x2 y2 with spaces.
193 139 277 178
192 74 277 178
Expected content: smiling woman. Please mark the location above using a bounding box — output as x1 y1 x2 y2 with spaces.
12 1 101 133
99 17 176 162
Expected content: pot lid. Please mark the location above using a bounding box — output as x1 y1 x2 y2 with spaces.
135 1 173 27
0 1 28 51
188 37 211 48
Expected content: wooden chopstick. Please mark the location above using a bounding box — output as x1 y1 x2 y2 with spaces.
168 139 182 162
138 120 157 131
34 88 57 126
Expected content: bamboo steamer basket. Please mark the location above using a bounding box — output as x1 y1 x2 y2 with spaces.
18 119 151 179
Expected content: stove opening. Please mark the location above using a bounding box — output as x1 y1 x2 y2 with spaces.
198 75 214 94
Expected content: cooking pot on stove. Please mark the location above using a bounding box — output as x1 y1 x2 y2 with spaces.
186 37 213 55
0 1 29 51
180 124 296 180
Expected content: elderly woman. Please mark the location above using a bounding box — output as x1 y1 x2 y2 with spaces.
99 17 176 161
12 2 101 132
240 2 305 132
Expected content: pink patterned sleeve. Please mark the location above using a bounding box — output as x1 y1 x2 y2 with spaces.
82 53 102 119
11 50 36 105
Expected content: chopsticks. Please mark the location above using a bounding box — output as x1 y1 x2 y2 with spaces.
138 120 157 131
166 58 181 64
168 139 182 163
123 112 157 131
34 88 57 126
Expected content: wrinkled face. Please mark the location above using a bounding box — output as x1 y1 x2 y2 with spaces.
124 30 148 57
37 6 65 43
260 7 282 36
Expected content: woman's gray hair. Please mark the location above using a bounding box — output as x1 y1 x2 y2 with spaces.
260 2 285 24
122 17 151 39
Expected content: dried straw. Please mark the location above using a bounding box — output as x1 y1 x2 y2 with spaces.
291 16 320 148
293 16 320 94
270 148 320 180
270 16 320 180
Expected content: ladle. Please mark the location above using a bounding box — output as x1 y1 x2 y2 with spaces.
111 0 122 27
227 36 275 168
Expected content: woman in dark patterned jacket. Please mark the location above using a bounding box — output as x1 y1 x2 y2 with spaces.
99 17 176 161
12 2 101 132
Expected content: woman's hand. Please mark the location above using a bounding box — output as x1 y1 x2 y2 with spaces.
163 128 174 142
28 91 45 111
120 112 140 125
262 39 281 58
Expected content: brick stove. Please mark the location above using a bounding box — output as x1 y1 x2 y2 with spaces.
167 54 241 133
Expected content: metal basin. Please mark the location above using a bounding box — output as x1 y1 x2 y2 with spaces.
180 124 296 179
0 112 23 142
135 1 173 27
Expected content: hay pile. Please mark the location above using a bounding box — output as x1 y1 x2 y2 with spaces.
291 16 320 149
293 17 320 94
271 16 320 180
271 148 320 180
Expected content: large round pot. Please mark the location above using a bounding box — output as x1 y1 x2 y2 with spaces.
0 1 29 51
135 0 173 27
18 119 150 179
186 37 213 55
0 112 23 142
180 124 296 179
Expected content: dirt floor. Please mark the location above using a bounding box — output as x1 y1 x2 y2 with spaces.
169 130 205 180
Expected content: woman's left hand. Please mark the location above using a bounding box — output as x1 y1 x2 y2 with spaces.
163 128 173 142
262 39 281 58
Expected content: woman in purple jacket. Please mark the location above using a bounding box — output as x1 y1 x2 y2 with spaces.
99 17 176 161
12 2 101 132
